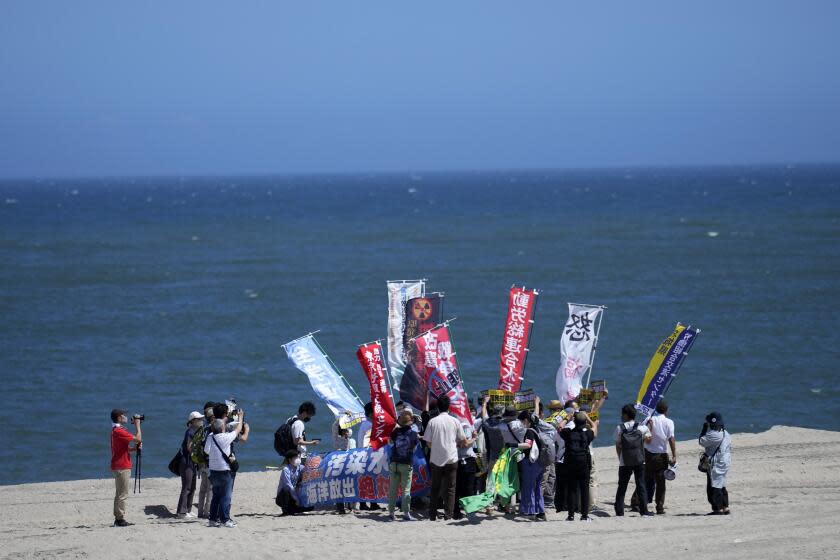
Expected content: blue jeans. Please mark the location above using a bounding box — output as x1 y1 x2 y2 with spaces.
209 470 233 523
519 459 546 515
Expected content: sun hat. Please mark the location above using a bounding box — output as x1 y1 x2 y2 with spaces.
187 411 204 425
547 400 564 411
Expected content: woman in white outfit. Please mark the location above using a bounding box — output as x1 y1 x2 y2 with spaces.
698 411 731 515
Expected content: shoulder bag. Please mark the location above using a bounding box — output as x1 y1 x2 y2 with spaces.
212 434 240 473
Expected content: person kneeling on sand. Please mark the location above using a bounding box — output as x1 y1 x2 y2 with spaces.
276 449 311 516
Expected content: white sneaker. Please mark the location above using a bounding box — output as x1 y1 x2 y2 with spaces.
207 520 220 528
183 512 196 518
222 520 237 528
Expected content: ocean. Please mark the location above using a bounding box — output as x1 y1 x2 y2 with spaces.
1 165 838 485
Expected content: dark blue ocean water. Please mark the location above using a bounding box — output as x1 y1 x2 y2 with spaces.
1 165 838 485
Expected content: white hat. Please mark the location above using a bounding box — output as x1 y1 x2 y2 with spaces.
187 411 204 425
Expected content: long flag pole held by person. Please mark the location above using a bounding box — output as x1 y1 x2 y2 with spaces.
634 323 701 420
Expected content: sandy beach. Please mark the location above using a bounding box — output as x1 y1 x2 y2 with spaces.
2 426 838 559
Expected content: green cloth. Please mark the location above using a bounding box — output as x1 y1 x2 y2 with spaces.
459 448 521 514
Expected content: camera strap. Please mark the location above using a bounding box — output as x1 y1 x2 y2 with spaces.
211 435 235 467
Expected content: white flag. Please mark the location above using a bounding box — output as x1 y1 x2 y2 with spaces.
556 304 603 403
386 280 424 390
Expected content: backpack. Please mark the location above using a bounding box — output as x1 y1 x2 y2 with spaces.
535 421 557 466
191 425 209 466
274 417 298 457
391 427 417 464
620 422 645 467
564 428 591 467
480 419 506 460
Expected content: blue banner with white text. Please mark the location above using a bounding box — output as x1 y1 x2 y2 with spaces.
297 446 431 507
635 326 699 419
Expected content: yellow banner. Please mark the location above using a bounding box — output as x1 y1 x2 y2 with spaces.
636 324 686 403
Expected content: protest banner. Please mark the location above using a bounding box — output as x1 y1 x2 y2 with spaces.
298 446 431 507
635 324 700 420
415 323 473 426
283 333 365 428
403 293 443 348
479 389 514 409
513 388 536 411
399 295 444 412
356 341 397 450
498 287 538 392
386 280 425 391
555 303 605 404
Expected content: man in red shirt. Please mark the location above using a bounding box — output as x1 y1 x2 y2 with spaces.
110 408 142 527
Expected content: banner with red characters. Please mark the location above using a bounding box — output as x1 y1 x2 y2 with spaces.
498 287 539 392
415 323 473 426
357 342 397 450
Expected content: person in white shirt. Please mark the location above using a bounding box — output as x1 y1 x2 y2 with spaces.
422 395 467 521
644 400 676 514
288 401 319 456
613 404 653 517
453 418 478 520
204 413 244 528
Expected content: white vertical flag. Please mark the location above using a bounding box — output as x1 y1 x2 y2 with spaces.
386 280 424 390
556 303 604 403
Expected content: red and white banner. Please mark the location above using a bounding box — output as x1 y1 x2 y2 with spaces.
556 304 604 403
357 342 397 450
498 287 539 392
415 324 473 426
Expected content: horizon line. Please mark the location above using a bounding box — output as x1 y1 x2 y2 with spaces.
2 159 839 183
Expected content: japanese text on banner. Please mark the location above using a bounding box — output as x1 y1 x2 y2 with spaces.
498 287 538 392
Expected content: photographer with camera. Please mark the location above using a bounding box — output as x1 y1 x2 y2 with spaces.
204 408 245 528
212 401 250 487
109 408 142 527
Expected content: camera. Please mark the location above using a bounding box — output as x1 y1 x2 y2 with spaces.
132 413 145 422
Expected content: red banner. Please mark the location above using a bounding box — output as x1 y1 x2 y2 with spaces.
415 324 473 426
357 342 397 450
498 287 538 392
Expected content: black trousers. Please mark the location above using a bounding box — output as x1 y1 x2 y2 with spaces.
429 462 458 520
275 488 312 516
706 472 729 511
616 464 648 515
565 464 590 518
553 462 567 511
453 457 477 519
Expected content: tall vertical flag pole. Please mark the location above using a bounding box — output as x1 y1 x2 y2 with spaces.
583 305 606 388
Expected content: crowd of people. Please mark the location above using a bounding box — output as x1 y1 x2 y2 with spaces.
108 392 732 528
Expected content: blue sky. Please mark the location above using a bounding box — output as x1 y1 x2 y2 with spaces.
1 1 838 178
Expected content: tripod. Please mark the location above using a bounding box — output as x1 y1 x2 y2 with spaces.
133 445 142 494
